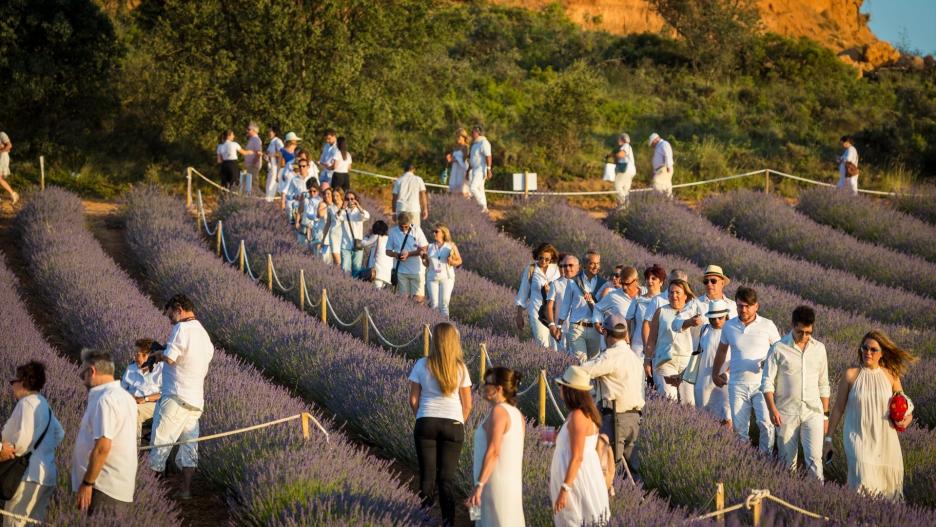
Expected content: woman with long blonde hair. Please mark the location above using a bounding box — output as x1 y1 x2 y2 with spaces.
446 128 471 196
422 223 463 317
408 322 473 526
825 330 917 500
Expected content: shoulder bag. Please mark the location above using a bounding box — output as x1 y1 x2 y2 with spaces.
390 230 411 289
0 407 52 500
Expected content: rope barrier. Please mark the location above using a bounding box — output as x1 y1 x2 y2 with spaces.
0 508 43 525
543 371 567 421
269 258 294 291
690 487 830 524
516 380 539 398
196 190 217 235
241 244 260 281
300 273 322 309
139 412 328 452
366 311 424 349
190 167 267 200
324 294 364 328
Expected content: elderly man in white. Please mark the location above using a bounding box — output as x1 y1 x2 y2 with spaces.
555 251 607 361
648 132 674 197
712 286 781 454
613 133 637 208
762 305 830 480
836 135 859 196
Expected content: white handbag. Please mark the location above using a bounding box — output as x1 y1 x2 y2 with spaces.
602 162 616 182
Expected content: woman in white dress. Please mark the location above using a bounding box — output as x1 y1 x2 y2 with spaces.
321 188 343 265
645 278 696 405
362 220 392 289
515 243 561 349
422 224 462 317
624 264 666 359
467 367 525 527
825 330 916 500
550 366 610 527
694 300 732 426
446 128 470 196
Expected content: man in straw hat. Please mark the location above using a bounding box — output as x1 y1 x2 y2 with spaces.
674 264 738 355
580 314 644 473
647 132 673 197
712 286 781 453
694 300 732 427
762 305 830 480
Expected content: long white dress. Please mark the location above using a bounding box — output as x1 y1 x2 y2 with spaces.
449 149 469 194
844 367 904 500
549 419 610 526
472 404 525 527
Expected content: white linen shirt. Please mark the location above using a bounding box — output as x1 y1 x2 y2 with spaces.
652 139 673 171
319 142 338 180
266 136 284 159
580 341 645 413
331 151 352 173
2 394 65 486
387 225 428 275
515 263 561 316
557 275 601 324
595 288 637 319
365 234 393 283
761 332 831 418
216 141 241 161
339 207 370 250
408 358 472 422
719 315 781 385
120 362 163 398
162 319 215 410
698 325 729 386
468 137 492 170
392 172 427 215
71 381 138 502
838 145 859 179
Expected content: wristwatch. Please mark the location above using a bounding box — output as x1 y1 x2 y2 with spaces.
82 479 95 487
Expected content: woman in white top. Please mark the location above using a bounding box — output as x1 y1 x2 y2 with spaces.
216 129 258 189
613 133 637 208
422 224 463 317
295 185 323 248
363 220 393 289
408 322 472 527
1 362 66 525
625 264 666 358
337 190 370 278
550 366 609 527
467 367 525 527
446 128 470 196
264 127 284 201
327 136 353 193
825 330 915 500
514 243 561 349
321 188 343 265
645 278 696 405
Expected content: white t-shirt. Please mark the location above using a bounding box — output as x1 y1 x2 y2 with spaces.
2 394 65 486
392 172 427 214
719 315 781 385
71 381 138 502
469 137 492 170
427 241 455 281
266 136 284 158
331 151 352 173
408 357 472 422
162 319 215 410
386 225 428 275
216 141 241 161
365 234 393 283
339 207 370 250
838 145 859 178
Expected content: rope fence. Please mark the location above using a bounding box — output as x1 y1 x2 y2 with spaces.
139 412 329 452
0 509 42 526
690 483 831 525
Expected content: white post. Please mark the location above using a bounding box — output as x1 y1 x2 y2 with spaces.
39 156 45 191
186 167 193 208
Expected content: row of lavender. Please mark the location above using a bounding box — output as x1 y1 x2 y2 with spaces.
702 189 936 301
125 186 693 527
15 188 426 526
796 187 936 264
0 254 180 527
896 185 936 226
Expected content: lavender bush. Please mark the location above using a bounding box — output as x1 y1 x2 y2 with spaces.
896 184 936 225
0 254 180 527
796 187 936 264
702 189 936 300
14 188 427 526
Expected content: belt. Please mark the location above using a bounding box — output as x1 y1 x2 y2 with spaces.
601 404 641 416
574 321 596 327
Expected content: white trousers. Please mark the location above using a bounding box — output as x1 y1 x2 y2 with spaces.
837 174 858 196
777 412 825 480
3 481 53 527
654 358 695 405
528 309 557 350
427 277 454 317
265 159 278 201
729 382 774 453
695 377 731 422
148 395 202 471
652 166 673 197
468 167 488 211
567 324 602 359
614 171 635 207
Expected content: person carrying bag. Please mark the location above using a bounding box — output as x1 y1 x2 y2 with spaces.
0 408 51 500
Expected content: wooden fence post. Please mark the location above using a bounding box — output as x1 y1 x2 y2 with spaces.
423 325 430 357
186 167 193 208
39 156 45 191
301 413 311 439
238 241 245 273
715 482 725 526
298 269 306 311
538 370 547 424
479 344 487 384
216 221 223 257
321 288 327 324
752 494 762 527
267 254 273 291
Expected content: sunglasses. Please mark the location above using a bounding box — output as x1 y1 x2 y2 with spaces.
860 344 882 353
623 279 637 286
703 278 721 285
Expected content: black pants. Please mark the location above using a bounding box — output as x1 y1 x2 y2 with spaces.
414 417 464 526
220 160 239 188
330 171 350 193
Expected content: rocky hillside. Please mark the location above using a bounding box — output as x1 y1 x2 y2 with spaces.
495 0 900 71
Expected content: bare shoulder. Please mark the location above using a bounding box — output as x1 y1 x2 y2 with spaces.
844 367 860 383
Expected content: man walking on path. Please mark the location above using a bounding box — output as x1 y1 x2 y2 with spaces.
556 250 607 361
242 123 262 195
762 305 830 480
392 162 429 229
648 132 674 197
0 130 19 205
264 127 284 202
467 125 492 212
317 130 338 188
547 254 579 353
836 135 859 196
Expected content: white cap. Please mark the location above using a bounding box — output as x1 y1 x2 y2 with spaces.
284 131 302 142
648 132 660 146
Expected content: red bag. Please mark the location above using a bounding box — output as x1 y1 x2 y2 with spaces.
889 392 913 432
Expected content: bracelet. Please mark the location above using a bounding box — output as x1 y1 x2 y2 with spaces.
561 483 572 493
823 415 829 420
82 479 95 487
476 482 485 488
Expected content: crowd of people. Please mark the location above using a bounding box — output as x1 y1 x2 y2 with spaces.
2 294 214 524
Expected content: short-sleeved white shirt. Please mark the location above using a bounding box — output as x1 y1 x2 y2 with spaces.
162 319 215 410
408 357 472 422
386 225 428 275
427 241 456 281
331 151 352 173
2 394 65 486
469 137 492 170
216 141 241 161
392 172 427 214
719 315 781 385
71 381 138 502
266 136 284 157
120 362 163 398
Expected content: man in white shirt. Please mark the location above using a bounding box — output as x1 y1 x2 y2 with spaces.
73 349 138 514
265 127 284 202
556 250 607 361
386 212 429 301
120 339 163 443
317 129 338 187
146 294 215 500
467 125 493 212
242 122 262 195
762 305 830 480
0 130 19 205
580 314 644 473
712 286 781 453
283 159 319 219
836 135 859 196
613 133 637 208
547 254 579 352
596 265 642 322
392 162 429 229
648 132 674 198
677 264 739 352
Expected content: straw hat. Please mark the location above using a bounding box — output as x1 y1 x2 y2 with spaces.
555 365 593 392
647 132 660 146
703 264 730 283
